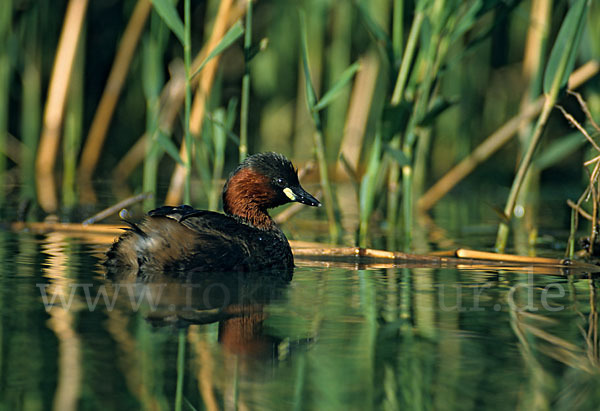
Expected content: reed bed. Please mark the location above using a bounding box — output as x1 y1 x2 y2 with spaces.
0 0 598 254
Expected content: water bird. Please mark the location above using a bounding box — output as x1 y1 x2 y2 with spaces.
105 152 320 276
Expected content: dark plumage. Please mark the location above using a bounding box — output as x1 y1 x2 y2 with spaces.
105 153 320 277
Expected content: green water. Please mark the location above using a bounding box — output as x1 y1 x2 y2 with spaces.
1 199 599 410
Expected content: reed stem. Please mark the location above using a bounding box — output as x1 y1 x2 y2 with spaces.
495 98 557 252
513 0 553 249
0 0 12 203
62 24 85 208
299 11 340 241
239 0 252 162
36 0 89 213
0 56 9 207
0 0 11 206
78 0 151 181
392 0 404 64
142 12 168 210
400 32 439 248
359 127 382 247
495 0 589 252
325 0 351 160
209 109 226 211
387 10 424 241
20 51 41 203
165 0 236 205
183 0 192 204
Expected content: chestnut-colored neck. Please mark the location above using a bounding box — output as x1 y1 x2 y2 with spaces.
223 168 276 230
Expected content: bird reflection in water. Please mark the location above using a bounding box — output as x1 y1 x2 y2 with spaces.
105 267 299 360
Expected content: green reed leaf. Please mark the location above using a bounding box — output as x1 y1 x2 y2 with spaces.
359 127 383 247
418 96 458 127
298 10 318 112
543 0 589 94
150 0 185 44
313 61 360 112
190 21 244 80
156 130 184 165
382 102 412 140
354 2 395 65
384 145 410 166
533 131 586 171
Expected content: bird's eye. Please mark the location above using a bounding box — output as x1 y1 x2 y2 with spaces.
275 178 285 186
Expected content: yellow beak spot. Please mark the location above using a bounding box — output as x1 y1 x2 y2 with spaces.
283 187 296 201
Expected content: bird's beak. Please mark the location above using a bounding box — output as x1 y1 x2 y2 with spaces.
283 186 321 207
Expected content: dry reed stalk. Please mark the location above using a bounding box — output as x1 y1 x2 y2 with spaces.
558 97 600 255
36 0 89 213
418 60 600 211
11 221 126 235
293 245 600 273
78 0 152 182
521 0 551 91
165 0 235 205
335 53 379 180
113 134 148 180
82 192 151 225
568 90 600 132
289 239 334 248
557 106 600 151
0 132 23 164
112 60 186 181
567 199 593 221
512 0 551 237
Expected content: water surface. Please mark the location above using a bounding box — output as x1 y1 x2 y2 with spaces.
0 199 599 410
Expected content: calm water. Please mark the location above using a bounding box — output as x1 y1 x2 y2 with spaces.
1 198 599 410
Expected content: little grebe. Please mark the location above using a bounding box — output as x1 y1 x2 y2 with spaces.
105 152 320 275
